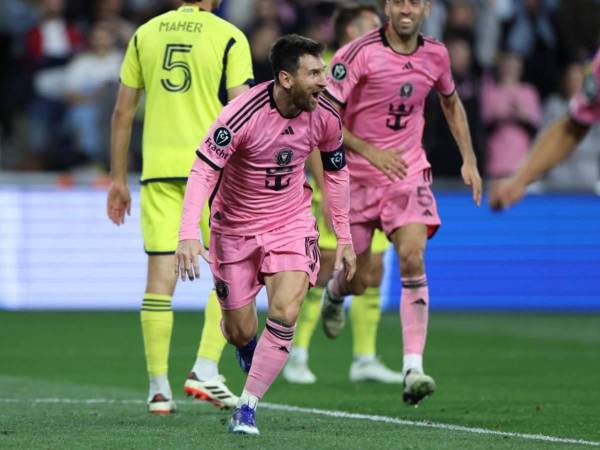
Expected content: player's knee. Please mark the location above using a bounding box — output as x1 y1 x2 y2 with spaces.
224 323 255 347
398 244 425 276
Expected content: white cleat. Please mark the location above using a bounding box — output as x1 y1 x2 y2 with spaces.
184 373 238 409
320 286 345 339
283 359 317 384
147 393 176 415
403 370 436 406
349 358 404 384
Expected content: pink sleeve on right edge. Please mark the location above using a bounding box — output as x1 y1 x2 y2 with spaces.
179 157 220 242
322 167 352 246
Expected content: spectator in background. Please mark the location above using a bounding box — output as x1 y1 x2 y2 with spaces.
422 0 502 69
92 0 135 48
25 0 84 169
482 52 541 178
249 22 281 83
63 21 123 169
538 62 600 191
502 0 560 99
425 33 484 176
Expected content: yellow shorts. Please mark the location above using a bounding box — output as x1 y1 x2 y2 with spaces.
312 183 390 253
141 181 210 254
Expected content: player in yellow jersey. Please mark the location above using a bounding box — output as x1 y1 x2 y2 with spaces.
106 0 254 414
283 4 403 385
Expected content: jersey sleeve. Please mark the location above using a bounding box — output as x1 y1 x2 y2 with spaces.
120 33 144 89
225 30 254 89
196 105 246 169
434 45 455 97
569 52 600 126
325 46 367 106
317 105 344 153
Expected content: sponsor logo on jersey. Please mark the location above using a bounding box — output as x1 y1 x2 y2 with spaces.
332 63 347 81
275 148 294 166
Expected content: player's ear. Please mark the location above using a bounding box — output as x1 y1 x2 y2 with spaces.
278 70 293 89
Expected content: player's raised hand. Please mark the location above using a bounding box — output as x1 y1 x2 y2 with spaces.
334 243 356 282
107 181 131 225
175 239 210 281
365 146 408 181
461 162 482 207
489 176 526 211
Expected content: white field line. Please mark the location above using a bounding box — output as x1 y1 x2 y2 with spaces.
0 397 598 447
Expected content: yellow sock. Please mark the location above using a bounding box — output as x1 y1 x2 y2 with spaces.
292 287 322 349
197 290 227 362
350 287 381 357
141 293 173 377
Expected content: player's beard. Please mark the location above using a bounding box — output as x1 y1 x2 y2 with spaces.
211 0 222 9
290 84 317 112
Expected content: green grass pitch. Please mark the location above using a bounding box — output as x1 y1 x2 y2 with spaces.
1 311 599 449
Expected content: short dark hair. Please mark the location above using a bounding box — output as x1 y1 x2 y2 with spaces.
334 4 379 44
270 34 324 82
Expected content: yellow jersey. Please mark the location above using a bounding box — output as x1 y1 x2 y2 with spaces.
120 5 254 182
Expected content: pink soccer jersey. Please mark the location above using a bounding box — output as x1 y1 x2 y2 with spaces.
326 27 455 187
570 49 600 126
180 81 350 240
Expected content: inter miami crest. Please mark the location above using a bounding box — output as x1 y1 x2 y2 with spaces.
215 279 229 300
213 127 232 147
332 63 347 81
400 83 413 99
275 148 294 166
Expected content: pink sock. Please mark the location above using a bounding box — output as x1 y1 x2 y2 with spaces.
400 275 429 355
244 318 295 399
328 268 349 299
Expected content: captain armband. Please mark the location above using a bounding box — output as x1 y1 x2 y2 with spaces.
320 144 346 171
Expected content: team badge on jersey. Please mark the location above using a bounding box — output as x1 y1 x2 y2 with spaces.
332 63 347 81
213 127 232 148
400 83 413 99
583 72 598 101
275 148 294 166
215 279 229 300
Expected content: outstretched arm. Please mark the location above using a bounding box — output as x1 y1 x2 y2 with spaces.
489 115 589 210
439 91 482 206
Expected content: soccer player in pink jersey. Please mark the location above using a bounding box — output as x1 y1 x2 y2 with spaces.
490 48 600 210
175 35 356 436
320 0 482 406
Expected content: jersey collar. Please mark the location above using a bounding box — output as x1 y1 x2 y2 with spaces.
379 26 425 56
178 5 208 13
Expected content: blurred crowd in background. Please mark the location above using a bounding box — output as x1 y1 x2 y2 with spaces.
1 0 600 191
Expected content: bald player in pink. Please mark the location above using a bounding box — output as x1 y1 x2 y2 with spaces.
320 0 482 407
490 48 600 210
176 35 356 436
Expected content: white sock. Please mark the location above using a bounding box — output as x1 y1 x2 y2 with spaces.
289 346 308 364
403 354 423 374
237 389 259 409
149 374 172 401
192 356 218 381
354 354 376 364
